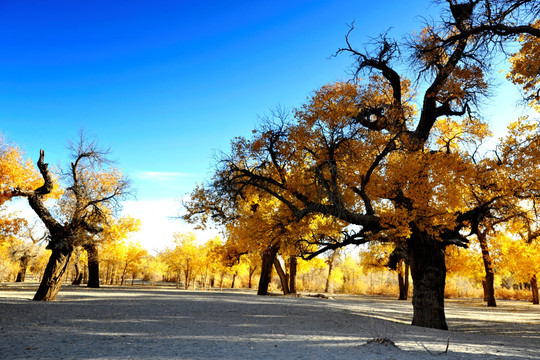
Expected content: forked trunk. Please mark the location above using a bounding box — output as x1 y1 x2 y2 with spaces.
85 243 100 288
33 247 73 301
273 257 290 295
531 275 539 305
257 245 278 295
407 229 448 330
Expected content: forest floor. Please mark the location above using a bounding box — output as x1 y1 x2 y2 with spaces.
0 283 539 359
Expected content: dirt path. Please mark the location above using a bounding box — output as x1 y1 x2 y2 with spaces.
1 284 538 359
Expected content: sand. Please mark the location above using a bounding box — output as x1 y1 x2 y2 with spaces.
1 283 539 359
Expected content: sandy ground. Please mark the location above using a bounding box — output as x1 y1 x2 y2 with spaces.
0 283 539 359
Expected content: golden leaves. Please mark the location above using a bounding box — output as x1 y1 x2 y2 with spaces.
507 20 540 111
0 139 41 205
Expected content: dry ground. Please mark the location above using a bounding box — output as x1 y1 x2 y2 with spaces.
0 283 539 359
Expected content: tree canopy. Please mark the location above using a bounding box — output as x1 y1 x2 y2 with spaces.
184 0 540 329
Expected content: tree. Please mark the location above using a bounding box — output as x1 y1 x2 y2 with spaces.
201 0 540 330
499 233 540 304
10 222 47 282
507 19 540 110
85 216 140 287
0 134 42 206
160 233 203 289
12 132 131 300
118 241 147 286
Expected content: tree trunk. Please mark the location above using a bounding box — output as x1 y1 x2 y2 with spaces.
72 260 83 285
33 247 73 301
407 229 448 330
16 256 30 282
257 245 278 295
531 275 539 305
184 268 190 290
231 272 237 288
82 264 88 284
109 265 116 285
120 265 128 285
273 256 290 295
477 230 496 307
288 256 297 294
398 262 409 300
325 254 335 293
248 265 257 289
85 243 100 288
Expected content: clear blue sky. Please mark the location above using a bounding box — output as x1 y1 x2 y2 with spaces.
0 1 520 248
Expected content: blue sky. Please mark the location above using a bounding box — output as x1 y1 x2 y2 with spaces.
0 1 522 249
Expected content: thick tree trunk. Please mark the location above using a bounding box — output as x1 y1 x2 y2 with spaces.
85 243 100 288
71 247 82 285
398 262 410 300
82 264 88 284
407 229 448 330
288 256 297 294
33 247 73 301
257 245 279 295
477 231 496 307
231 272 237 288
531 275 539 305
15 256 30 282
72 260 83 285
273 257 290 295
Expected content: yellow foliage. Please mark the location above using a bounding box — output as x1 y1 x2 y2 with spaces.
0 138 42 205
507 19 540 111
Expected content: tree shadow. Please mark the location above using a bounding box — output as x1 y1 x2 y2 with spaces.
1 287 538 359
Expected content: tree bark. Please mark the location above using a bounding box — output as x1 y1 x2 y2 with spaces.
407 229 448 330
325 253 336 293
33 246 73 301
257 245 278 295
531 275 539 305
273 256 290 295
248 265 257 289
15 256 30 282
72 259 83 285
398 262 409 300
71 248 82 285
85 243 100 288
288 256 297 294
109 265 116 285
184 268 190 290
477 230 496 307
